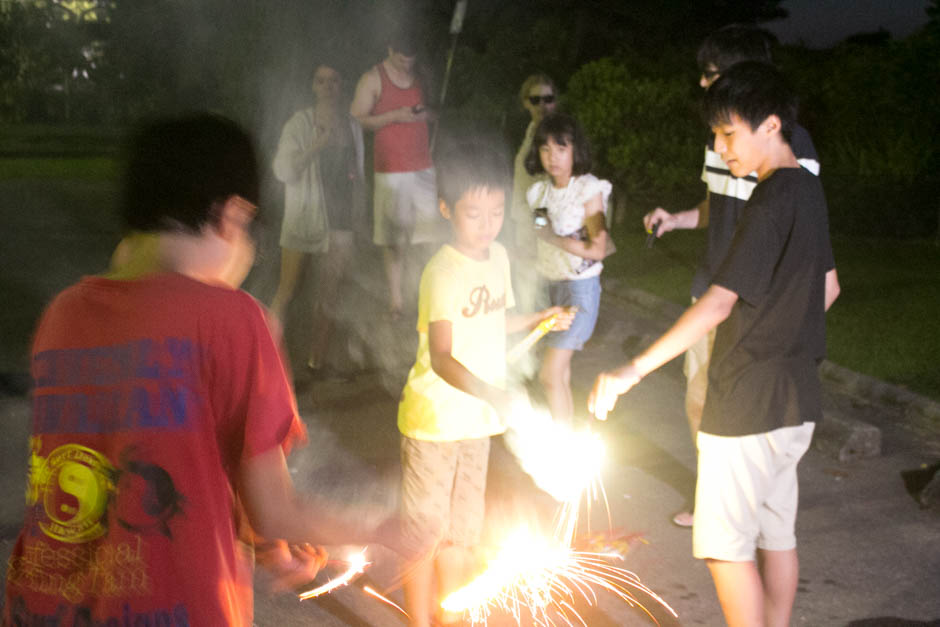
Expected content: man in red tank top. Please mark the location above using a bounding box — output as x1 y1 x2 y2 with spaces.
351 27 443 318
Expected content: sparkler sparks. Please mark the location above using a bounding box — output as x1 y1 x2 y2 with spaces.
441 527 676 625
363 585 409 617
443 402 677 624
297 549 369 601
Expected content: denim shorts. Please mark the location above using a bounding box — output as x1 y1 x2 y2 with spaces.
545 275 601 351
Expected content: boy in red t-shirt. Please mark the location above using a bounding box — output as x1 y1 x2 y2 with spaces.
4 113 394 626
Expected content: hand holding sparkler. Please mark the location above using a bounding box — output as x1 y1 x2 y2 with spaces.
588 362 643 421
256 539 329 593
506 306 577 364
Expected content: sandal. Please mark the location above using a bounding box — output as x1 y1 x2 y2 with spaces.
671 511 694 528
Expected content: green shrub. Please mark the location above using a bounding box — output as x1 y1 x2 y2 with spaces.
567 58 704 214
787 35 940 237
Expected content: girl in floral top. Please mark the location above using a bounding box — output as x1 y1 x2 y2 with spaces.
525 113 612 423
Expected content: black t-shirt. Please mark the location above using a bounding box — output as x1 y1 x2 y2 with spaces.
691 124 819 298
700 167 835 437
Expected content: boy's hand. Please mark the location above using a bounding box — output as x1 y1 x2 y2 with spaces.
643 208 676 236
588 363 643 421
540 306 576 332
393 105 430 124
488 388 516 422
256 540 328 593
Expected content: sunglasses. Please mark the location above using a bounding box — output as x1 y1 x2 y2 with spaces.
527 94 556 105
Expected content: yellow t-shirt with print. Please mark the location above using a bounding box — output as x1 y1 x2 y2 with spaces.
398 242 516 441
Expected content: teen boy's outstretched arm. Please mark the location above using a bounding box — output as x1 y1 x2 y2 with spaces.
588 284 738 421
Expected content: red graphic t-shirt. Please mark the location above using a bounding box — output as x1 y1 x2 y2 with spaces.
3 273 305 626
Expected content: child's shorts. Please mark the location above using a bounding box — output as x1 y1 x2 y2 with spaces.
545 275 601 351
693 422 815 562
399 435 490 556
373 168 445 247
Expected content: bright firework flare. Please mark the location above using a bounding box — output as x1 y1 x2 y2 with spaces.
297 548 369 600
443 401 677 624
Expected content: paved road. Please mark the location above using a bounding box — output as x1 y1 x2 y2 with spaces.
1 180 938 625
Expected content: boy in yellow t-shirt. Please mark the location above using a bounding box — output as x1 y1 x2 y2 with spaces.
397 141 571 626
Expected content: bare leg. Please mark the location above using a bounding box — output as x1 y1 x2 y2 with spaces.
758 548 799 627
270 248 306 322
539 347 574 423
436 545 473 624
309 230 354 367
403 555 434 627
706 559 764 627
383 245 404 315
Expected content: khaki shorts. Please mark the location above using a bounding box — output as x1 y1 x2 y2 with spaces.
693 422 815 562
373 168 444 246
400 435 490 555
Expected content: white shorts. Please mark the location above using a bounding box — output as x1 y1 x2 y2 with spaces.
693 422 815 562
372 168 444 246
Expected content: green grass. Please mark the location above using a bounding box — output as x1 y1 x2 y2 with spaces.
607 227 940 401
0 123 121 180
0 157 118 180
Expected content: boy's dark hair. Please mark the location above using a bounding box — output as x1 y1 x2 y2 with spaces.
524 113 592 177
121 113 259 233
697 24 777 74
388 24 420 56
436 138 510 210
704 61 797 144
310 59 344 83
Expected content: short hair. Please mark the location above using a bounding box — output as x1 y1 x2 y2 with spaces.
121 113 259 233
309 60 343 83
388 24 420 57
436 138 510 211
697 24 776 74
703 61 797 144
518 73 558 107
524 113 592 177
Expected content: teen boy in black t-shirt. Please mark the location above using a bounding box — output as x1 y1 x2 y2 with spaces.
589 62 840 627
644 24 820 529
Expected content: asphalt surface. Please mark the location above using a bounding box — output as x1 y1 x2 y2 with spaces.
1 179 939 626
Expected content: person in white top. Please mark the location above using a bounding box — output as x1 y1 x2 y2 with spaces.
524 113 612 423
271 62 365 375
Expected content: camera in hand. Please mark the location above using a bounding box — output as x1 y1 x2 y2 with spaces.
533 207 549 229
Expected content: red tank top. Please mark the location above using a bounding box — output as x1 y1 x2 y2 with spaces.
372 63 432 173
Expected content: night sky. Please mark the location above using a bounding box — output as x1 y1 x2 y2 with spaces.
767 0 931 47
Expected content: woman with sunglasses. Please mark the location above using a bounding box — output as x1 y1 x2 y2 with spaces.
509 74 559 329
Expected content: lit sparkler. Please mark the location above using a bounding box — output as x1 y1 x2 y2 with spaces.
363 585 409 617
297 549 369 600
441 527 675 625
445 400 677 624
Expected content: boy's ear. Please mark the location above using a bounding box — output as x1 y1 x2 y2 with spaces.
212 195 255 241
439 199 452 220
761 114 782 137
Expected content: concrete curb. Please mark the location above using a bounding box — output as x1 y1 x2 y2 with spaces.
600 276 940 428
